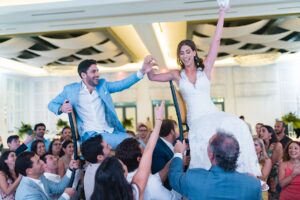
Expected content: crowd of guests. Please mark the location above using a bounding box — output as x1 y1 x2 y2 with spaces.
1 117 300 200
254 121 300 200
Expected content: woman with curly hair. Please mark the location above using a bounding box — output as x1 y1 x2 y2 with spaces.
279 141 300 200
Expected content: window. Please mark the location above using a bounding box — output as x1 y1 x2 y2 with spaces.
114 102 137 131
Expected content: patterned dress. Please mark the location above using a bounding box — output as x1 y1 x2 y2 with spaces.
0 178 15 200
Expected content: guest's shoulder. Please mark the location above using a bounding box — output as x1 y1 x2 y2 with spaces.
238 172 260 185
188 168 209 177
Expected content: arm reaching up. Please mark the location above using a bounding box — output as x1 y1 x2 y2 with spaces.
204 4 229 80
132 101 165 199
145 55 180 83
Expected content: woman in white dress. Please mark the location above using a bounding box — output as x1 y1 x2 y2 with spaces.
147 3 261 176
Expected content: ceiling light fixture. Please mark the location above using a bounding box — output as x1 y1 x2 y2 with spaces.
234 52 281 67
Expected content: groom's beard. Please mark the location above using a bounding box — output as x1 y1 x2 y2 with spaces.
87 77 99 87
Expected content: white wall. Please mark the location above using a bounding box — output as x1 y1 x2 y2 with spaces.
1 59 299 146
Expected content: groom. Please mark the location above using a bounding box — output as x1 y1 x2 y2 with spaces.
48 58 153 149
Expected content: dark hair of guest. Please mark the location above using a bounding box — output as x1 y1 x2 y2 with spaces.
91 157 133 200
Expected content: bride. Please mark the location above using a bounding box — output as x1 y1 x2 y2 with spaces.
147 2 261 176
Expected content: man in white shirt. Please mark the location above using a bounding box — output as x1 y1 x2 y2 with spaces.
116 138 179 200
48 57 153 149
15 151 79 200
81 135 111 200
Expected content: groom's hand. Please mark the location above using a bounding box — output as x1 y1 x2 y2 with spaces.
141 55 157 74
60 100 73 113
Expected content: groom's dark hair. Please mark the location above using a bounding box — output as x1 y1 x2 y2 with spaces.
78 59 97 78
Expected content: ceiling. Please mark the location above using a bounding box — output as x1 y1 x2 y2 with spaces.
0 0 300 76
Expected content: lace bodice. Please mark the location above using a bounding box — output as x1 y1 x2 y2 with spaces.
179 70 217 122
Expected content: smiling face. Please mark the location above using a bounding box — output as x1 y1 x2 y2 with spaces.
288 142 300 160
62 128 72 141
137 125 148 140
179 45 196 68
52 140 62 156
4 152 17 168
35 125 46 139
274 121 285 135
36 142 46 157
63 143 74 156
81 64 99 87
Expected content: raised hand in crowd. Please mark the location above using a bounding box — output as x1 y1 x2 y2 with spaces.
69 159 80 170
132 101 165 198
23 134 34 145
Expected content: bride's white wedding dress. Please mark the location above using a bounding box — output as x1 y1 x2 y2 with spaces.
179 69 261 176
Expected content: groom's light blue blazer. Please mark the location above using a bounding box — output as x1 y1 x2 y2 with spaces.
15 175 70 200
48 73 141 140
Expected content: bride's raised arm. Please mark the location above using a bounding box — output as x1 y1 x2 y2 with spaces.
204 5 228 79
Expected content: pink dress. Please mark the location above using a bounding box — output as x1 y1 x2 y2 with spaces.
280 166 300 200
0 178 15 200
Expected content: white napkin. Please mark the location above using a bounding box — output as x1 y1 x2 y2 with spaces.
216 0 230 7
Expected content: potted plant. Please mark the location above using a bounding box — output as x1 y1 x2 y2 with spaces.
17 122 33 139
56 118 68 130
122 118 133 129
281 112 300 138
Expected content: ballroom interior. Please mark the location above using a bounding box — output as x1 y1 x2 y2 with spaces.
0 0 300 145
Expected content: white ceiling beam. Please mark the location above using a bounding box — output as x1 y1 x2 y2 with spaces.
133 23 167 67
1 0 300 35
110 25 149 61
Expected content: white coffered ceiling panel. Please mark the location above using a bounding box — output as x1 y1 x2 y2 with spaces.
0 0 299 75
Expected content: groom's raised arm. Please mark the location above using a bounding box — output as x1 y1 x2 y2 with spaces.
107 56 153 93
106 71 143 93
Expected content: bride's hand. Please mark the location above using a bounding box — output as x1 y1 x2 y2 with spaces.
142 55 157 74
217 0 230 12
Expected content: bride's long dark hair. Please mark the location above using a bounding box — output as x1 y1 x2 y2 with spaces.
177 39 205 71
